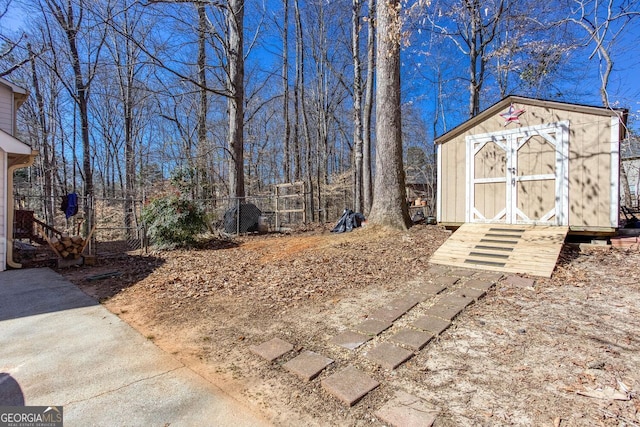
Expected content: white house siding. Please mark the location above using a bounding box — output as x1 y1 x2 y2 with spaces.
0 85 13 135
0 149 6 271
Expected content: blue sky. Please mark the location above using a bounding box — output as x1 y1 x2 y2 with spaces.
3 0 639 132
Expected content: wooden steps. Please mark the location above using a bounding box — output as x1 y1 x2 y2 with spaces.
429 223 568 278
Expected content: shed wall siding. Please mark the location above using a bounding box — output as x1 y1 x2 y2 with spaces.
440 136 467 223
0 86 13 135
438 102 617 229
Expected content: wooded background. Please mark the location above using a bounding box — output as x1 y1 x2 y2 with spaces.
1 0 639 229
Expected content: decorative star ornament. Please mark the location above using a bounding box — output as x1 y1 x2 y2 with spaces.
500 103 525 126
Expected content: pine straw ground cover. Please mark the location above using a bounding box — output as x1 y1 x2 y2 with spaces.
60 224 640 426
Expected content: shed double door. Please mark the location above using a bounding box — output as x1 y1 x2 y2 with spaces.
466 122 569 226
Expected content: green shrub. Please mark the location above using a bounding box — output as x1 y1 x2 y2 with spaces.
142 195 207 249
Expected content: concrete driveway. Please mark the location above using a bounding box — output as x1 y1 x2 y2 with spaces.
0 268 269 426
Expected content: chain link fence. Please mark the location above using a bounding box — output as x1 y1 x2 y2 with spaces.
12 183 309 257
13 194 147 258
200 184 306 234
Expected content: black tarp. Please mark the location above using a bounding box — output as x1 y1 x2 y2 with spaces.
223 203 262 233
331 209 365 233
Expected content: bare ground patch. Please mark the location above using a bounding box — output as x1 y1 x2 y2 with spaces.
60 225 640 426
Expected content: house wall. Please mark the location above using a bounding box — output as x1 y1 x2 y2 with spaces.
0 84 13 135
438 102 618 229
0 149 6 271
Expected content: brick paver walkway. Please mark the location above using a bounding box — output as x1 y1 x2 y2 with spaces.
249 266 510 424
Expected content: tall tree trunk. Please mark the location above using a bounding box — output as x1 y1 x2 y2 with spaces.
368 0 411 230
117 5 138 235
227 0 245 200
197 2 208 199
294 0 312 219
294 0 305 183
282 0 291 183
467 0 480 118
315 6 329 223
46 0 102 228
29 43 54 224
352 0 364 213
362 0 375 215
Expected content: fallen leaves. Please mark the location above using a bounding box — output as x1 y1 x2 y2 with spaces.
56 225 640 426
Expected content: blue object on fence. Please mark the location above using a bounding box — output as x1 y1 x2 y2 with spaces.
61 193 79 219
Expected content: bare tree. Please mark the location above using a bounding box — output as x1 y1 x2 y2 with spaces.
563 0 640 206
565 0 640 108
104 0 154 230
425 0 510 117
0 0 31 77
362 0 375 215
282 0 291 183
294 0 313 217
41 0 107 227
27 42 55 222
368 0 411 229
227 0 245 199
352 0 364 212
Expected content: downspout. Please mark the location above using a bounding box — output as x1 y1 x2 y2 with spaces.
6 150 38 269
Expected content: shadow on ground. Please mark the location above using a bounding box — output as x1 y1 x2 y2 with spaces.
55 253 165 301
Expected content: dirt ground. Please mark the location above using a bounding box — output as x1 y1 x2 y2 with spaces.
57 224 640 426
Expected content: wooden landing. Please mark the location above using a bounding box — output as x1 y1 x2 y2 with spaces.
429 223 568 278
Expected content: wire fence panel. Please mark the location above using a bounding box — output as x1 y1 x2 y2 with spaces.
13 180 348 256
13 194 146 257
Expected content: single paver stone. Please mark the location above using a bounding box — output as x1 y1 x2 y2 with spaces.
427 264 449 275
249 337 294 362
353 319 392 336
451 287 486 300
329 331 371 350
390 329 434 350
473 271 503 282
375 390 438 427
321 365 380 406
506 275 536 288
406 292 433 303
368 306 406 323
464 279 495 291
439 294 474 308
389 295 421 312
423 304 463 321
283 351 334 381
413 282 447 296
410 315 451 336
430 276 459 286
364 342 413 370
448 268 476 277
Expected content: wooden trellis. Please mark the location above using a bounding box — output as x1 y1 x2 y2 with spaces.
274 181 306 230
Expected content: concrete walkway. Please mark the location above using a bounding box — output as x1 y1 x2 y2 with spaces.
0 268 269 426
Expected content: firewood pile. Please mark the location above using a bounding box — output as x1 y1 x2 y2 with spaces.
35 222 96 262
50 234 88 259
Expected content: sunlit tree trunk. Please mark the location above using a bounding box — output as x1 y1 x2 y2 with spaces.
227 0 245 200
282 0 291 183
368 0 411 230
362 0 375 215
352 0 364 212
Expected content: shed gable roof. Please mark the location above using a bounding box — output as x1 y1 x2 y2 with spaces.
434 95 627 145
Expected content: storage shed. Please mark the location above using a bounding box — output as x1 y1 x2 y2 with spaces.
0 77 37 271
435 96 627 233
